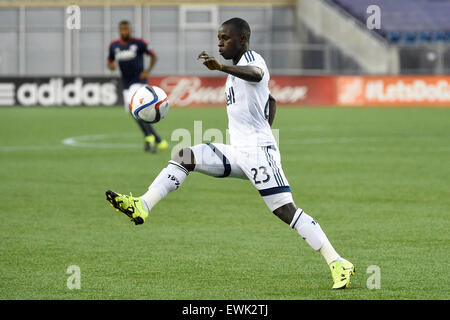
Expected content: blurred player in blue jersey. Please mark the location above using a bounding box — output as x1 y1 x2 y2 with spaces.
107 20 168 153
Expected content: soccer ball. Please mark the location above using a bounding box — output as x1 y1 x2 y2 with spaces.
129 85 170 123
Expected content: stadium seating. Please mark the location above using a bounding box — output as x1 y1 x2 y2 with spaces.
330 0 450 43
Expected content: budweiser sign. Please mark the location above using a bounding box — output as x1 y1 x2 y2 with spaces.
156 76 225 106
148 76 335 106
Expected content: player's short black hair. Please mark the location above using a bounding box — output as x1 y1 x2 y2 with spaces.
221 17 251 41
119 20 130 26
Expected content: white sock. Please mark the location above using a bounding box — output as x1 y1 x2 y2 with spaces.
290 208 342 265
140 160 189 212
320 239 343 265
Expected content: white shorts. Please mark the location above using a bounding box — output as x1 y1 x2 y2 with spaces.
122 83 145 113
190 143 293 211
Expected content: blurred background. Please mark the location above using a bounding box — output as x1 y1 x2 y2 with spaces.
0 0 449 106
0 0 449 76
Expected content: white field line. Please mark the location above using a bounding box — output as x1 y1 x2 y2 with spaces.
61 133 140 149
0 133 140 152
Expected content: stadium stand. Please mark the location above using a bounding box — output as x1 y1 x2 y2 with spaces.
330 0 450 43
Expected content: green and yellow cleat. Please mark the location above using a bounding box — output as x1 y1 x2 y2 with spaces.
144 135 168 153
144 135 155 152
330 259 355 289
156 139 169 151
105 190 148 225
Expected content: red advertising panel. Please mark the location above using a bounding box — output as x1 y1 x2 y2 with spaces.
148 75 335 107
337 76 450 106
1 75 448 107
268 76 335 106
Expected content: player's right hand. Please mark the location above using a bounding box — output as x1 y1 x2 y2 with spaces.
198 51 222 71
197 51 210 60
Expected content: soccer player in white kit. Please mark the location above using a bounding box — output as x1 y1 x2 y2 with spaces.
106 18 355 289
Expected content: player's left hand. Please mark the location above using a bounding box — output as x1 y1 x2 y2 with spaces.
198 51 222 71
139 71 150 80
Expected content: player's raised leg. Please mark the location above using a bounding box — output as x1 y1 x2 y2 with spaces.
138 148 193 213
106 143 244 225
106 147 193 224
138 143 244 214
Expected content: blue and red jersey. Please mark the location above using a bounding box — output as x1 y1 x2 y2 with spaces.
108 37 156 89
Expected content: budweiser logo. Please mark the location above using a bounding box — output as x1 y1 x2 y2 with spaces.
155 76 308 106
159 76 224 106
269 80 308 103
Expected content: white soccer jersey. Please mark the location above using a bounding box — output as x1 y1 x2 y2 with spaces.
225 50 276 147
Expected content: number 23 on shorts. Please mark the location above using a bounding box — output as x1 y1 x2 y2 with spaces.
251 166 270 184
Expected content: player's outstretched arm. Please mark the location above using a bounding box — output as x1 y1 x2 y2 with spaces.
268 94 276 127
198 51 263 82
221 64 263 82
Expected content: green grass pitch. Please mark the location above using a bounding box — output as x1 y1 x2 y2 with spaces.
0 106 449 300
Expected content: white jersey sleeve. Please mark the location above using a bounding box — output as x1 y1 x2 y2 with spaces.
240 50 269 84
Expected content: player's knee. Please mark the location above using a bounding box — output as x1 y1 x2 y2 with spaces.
171 147 195 172
273 202 297 225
